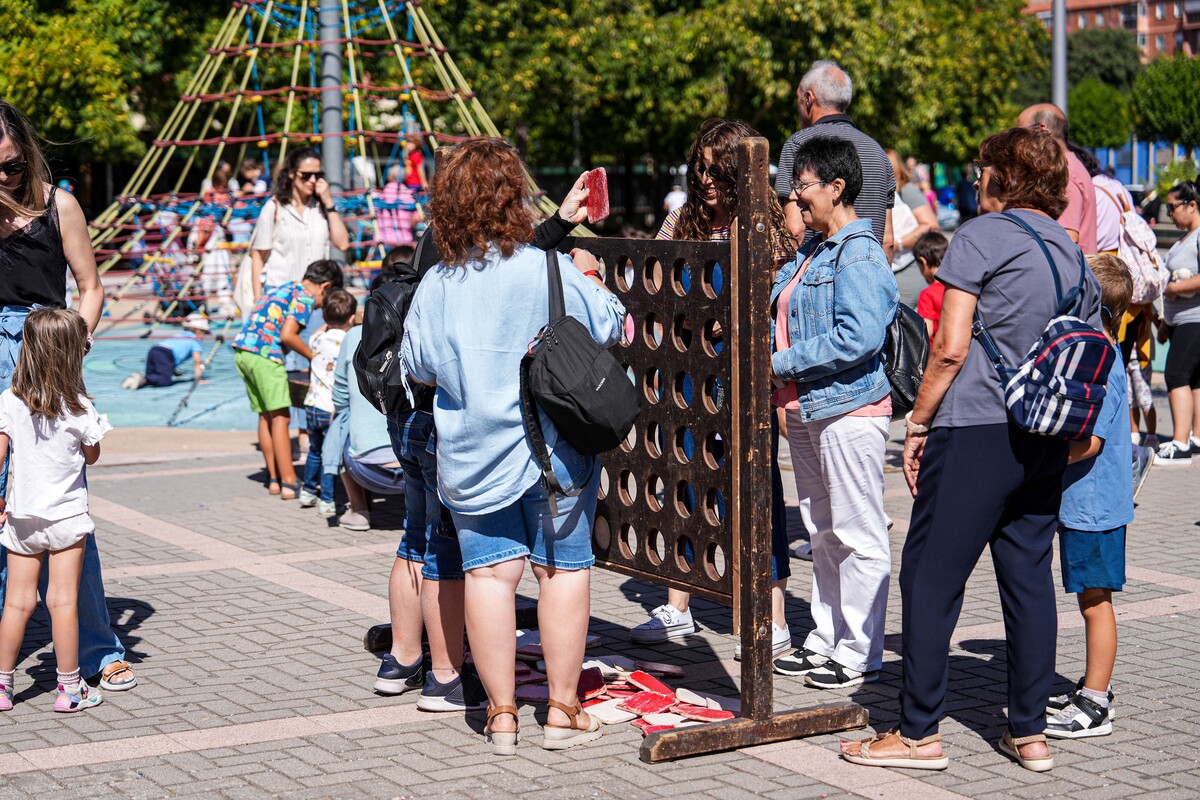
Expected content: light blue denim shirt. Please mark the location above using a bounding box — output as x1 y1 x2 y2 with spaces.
770 219 898 422
401 244 626 514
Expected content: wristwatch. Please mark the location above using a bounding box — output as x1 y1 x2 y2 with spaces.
324 204 337 213
904 411 930 435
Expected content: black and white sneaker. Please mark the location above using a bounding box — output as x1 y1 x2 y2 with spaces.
1045 691 1113 739
1155 440 1192 467
373 654 424 695
773 648 828 677
1047 678 1116 719
803 660 880 689
416 666 488 712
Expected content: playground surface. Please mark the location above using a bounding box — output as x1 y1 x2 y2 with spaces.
0 386 1195 799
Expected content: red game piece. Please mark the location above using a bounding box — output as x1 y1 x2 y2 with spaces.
671 703 736 722
631 718 674 736
616 691 676 716
586 167 609 224
627 670 675 697
576 667 606 701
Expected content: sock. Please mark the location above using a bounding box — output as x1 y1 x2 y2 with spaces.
1173 440 1189 450
56 669 81 692
0 670 12 689
1079 686 1110 707
1190 437 1200 448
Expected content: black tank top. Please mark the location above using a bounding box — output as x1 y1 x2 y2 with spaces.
0 187 68 308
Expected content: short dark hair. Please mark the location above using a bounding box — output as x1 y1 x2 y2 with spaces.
1169 179 1200 207
912 232 948 269
979 127 1068 218
381 244 415 275
321 288 357 327
791 136 862 206
303 259 344 288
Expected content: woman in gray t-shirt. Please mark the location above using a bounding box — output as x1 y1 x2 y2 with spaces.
1158 180 1200 463
842 127 1101 773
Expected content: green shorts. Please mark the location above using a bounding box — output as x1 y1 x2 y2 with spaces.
234 350 291 413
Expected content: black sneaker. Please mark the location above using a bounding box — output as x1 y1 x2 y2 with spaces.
1155 440 1192 467
373 654 424 695
1045 691 1113 739
416 666 488 712
1047 678 1116 720
803 660 880 689
773 648 828 677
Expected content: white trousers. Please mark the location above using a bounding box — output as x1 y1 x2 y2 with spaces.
785 409 890 672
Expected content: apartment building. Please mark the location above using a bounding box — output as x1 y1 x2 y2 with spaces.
1024 0 1200 59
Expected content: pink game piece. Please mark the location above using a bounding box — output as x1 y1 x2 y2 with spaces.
627 670 674 697
586 168 609 224
616 691 676 716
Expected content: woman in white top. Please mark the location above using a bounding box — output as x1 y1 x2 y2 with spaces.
886 150 938 272
250 147 350 301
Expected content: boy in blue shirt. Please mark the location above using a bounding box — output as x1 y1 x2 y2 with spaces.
121 313 209 389
1046 253 1135 739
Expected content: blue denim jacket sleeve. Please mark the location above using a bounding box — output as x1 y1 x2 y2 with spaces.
771 235 898 383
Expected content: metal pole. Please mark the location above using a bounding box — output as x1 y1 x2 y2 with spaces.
320 2 345 262
1052 0 1068 113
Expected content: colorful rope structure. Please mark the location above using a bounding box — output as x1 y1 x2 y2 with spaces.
89 0 560 337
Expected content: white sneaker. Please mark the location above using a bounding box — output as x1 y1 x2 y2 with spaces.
339 511 371 531
630 604 695 644
734 622 791 660
297 490 319 508
317 500 337 517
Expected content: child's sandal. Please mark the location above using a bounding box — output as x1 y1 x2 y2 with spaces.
267 479 282 496
279 482 300 501
485 705 519 756
542 698 603 750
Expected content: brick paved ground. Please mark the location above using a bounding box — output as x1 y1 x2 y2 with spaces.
0 388 1198 799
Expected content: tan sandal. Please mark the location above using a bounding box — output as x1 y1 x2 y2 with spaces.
542 698 603 751
98 660 137 692
841 730 949 770
999 731 1054 772
485 705 519 756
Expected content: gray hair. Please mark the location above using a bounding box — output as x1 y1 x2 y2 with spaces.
800 61 853 113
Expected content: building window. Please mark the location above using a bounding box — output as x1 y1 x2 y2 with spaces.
1097 11 1106 24
1138 1 1147 16
1175 1 1183 15
1079 12 1087 26
1157 33 1167 49
1138 32 1149 46
1157 2 1165 18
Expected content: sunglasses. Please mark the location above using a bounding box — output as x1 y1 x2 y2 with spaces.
791 178 827 195
297 170 324 182
0 160 28 178
694 162 727 182
971 159 992 181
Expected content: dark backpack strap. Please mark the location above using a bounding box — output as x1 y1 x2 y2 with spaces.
546 249 566 322
1000 210 1083 315
520 354 579 515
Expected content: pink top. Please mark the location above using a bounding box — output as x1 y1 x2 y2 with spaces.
772 256 892 417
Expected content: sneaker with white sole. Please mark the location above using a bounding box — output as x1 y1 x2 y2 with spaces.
339 510 371 531
1045 691 1113 739
630 604 695 644
734 622 791 660
417 667 488 712
1047 679 1115 720
1156 440 1192 467
803 660 880 689
772 648 827 676
297 490 319 508
317 499 337 517
53 683 102 713
793 541 813 561
373 654 424 695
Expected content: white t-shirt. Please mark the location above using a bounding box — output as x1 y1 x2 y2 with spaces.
0 389 110 527
1092 173 1134 254
304 327 347 413
252 197 332 289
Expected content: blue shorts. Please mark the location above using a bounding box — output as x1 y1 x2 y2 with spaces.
387 411 463 582
1059 526 1126 593
452 462 600 572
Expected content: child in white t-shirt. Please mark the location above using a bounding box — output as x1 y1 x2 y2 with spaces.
299 289 357 516
0 309 110 713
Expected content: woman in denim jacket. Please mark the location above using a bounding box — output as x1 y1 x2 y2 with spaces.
401 139 624 755
769 136 898 689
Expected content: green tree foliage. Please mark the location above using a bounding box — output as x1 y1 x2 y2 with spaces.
0 0 218 160
1068 79 1132 148
1133 55 1200 149
1067 28 1143 92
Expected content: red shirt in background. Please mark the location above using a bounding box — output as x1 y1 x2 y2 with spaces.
917 280 946 338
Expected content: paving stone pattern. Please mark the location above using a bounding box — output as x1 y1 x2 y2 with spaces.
0 396 1198 799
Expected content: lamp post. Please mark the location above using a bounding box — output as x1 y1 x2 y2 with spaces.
320 3 345 263
1052 0 1068 113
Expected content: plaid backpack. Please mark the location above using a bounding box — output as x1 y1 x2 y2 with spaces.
972 212 1116 440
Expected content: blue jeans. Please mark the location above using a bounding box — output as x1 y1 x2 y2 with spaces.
303 406 336 501
387 411 464 581
0 306 126 679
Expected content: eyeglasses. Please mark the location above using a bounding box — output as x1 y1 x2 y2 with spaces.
971 160 992 181
694 162 727 182
0 160 28 178
297 170 324 182
790 178 827 195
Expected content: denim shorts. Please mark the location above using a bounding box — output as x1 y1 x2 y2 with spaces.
1059 526 1126 593
452 460 600 572
387 410 464 581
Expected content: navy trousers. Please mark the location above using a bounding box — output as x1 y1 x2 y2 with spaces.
144 345 176 387
899 423 1068 739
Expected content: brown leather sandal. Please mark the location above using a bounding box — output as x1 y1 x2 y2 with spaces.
542 698 603 751
485 705 519 756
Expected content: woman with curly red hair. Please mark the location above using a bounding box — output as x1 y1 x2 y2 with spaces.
842 127 1102 772
401 138 625 755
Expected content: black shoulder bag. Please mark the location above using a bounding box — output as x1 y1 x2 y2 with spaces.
520 251 640 510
